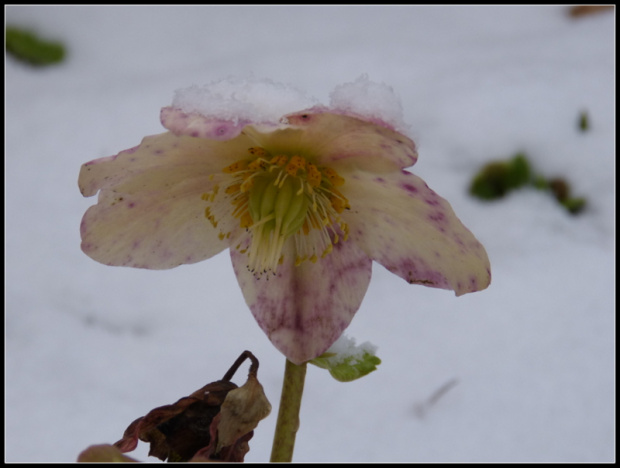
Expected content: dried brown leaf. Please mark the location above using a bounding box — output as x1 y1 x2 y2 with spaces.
109 351 269 462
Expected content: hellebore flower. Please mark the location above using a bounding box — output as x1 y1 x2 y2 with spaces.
79 87 490 365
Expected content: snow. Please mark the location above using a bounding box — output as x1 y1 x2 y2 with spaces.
172 76 317 124
329 74 408 132
324 333 378 365
171 75 407 132
5 5 614 463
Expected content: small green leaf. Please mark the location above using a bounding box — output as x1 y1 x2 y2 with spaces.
532 175 549 191
578 110 589 132
471 151 587 215
6 26 66 66
309 336 381 382
507 153 531 189
561 197 586 215
469 152 531 200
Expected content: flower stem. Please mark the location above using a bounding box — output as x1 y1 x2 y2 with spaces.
270 359 307 462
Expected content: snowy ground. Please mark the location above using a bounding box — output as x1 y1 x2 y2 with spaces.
5 5 615 463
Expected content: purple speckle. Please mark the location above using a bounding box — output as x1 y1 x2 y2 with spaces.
428 211 448 233
391 257 449 289
401 182 419 194
428 211 445 222
424 196 441 207
452 234 466 248
161 106 246 140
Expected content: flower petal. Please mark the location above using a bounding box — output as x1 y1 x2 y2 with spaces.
160 107 249 141
80 175 229 269
279 110 417 171
344 170 491 296
230 238 372 364
79 132 253 197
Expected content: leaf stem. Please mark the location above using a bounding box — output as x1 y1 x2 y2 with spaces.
270 359 307 462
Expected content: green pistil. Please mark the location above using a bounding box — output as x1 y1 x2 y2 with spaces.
212 148 349 274
247 175 309 273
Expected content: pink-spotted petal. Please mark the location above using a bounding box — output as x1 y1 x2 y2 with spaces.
282 110 418 171
230 238 373 364
344 170 491 296
79 132 253 197
160 107 249 141
80 175 228 269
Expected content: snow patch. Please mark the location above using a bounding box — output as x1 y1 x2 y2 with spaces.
329 74 409 133
326 334 378 365
172 76 318 125
172 75 409 132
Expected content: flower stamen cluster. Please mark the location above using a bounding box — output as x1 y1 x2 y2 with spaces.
203 147 350 275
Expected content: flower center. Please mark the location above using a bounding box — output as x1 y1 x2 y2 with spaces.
203 147 350 275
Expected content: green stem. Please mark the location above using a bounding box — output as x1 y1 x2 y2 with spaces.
270 359 307 462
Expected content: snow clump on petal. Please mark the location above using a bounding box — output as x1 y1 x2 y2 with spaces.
171 76 319 125
329 74 410 134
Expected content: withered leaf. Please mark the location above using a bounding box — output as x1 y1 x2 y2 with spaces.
111 351 269 463
217 374 272 451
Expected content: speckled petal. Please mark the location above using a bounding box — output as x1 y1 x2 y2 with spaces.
271 110 418 171
79 132 254 197
230 238 373 364
161 107 249 141
80 175 230 269
344 170 491 296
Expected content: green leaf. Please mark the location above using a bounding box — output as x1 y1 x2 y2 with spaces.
561 197 587 215
309 337 381 382
6 26 66 66
507 153 531 189
470 149 587 215
578 110 589 132
469 152 531 200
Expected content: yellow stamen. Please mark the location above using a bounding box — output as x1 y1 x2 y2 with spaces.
203 146 349 275
223 160 248 173
306 163 321 187
248 147 267 157
286 155 306 176
322 167 345 186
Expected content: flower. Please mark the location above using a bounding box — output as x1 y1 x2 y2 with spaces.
79 85 491 365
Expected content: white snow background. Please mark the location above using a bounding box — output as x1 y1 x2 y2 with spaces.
5 5 615 463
